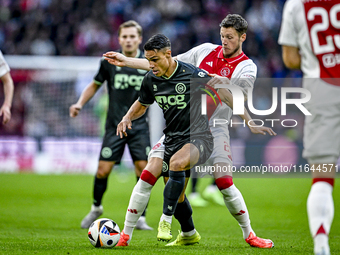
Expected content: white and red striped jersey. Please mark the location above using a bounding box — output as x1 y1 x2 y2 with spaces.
177 42 257 121
0 51 10 78
279 0 340 84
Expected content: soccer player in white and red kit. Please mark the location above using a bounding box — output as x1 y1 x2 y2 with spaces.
279 1 339 254
105 14 274 248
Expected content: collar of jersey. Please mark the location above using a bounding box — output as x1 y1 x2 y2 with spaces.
121 49 140 58
161 60 179 80
217 47 245 63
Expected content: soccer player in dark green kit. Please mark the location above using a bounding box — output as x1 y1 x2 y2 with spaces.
117 33 214 245
69 20 152 230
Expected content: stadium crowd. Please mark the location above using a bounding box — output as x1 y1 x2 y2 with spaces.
1 0 289 78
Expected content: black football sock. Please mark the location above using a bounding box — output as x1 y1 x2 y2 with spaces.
137 176 148 217
191 170 198 193
163 170 186 216
93 177 108 206
174 196 195 232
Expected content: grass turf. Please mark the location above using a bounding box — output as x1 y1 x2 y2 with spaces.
0 172 339 254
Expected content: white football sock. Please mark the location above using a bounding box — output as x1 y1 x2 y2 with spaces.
123 179 153 239
182 229 196 237
160 214 172 224
220 184 253 239
307 181 334 254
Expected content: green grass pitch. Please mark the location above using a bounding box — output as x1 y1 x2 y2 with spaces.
0 172 339 254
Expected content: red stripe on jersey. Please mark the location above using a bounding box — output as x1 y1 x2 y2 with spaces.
312 178 334 187
199 46 249 78
303 0 340 85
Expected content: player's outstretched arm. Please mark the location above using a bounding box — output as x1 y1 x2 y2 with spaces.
117 100 148 138
0 72 14 124
69 81 100 118
103 51 150 71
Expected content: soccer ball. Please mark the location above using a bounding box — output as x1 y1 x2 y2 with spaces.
88 218 120 248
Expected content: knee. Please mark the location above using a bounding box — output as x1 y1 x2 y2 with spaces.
96 165 111 179
169 158 187 171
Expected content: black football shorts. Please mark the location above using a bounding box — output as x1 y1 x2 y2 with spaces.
161 133 213 177
99 127 151 163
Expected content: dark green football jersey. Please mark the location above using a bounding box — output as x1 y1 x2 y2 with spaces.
94 50 148 129
139 60 211 144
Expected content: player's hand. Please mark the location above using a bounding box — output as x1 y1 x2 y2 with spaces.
207 74 231 88
0 104 11 124
248 122 277 136
103 52 127 67
116 117 132 138
69 104 82 118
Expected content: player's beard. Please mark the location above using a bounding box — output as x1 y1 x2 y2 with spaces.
224 43 240 58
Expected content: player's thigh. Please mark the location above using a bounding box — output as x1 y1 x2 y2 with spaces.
99 128 126 163
127 128 151 163
212 162 233 179
170 143 199 171
144 156 163 179
303 102 340 166
210 126 233 166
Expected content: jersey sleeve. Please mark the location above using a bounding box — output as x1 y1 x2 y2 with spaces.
231 59 257 100
278 0 299 47
192 68 211 82
177 43 218 66
0 51 10 77
93 58 110 85
138 74 154 106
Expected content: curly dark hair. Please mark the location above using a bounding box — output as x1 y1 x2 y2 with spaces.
220 14 248 36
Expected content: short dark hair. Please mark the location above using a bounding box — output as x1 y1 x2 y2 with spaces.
220 14 248 36
143 34 171 52
118 20 143 36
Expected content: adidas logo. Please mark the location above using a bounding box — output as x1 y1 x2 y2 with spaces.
101 226 110 235
206 61 213 67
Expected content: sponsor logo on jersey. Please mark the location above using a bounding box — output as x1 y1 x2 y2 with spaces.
206 61 213 67
101 147 112 158
175 83 186 94
155 95 187 110
114 74 143 91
